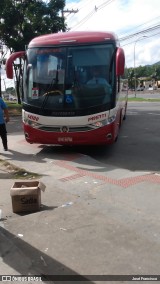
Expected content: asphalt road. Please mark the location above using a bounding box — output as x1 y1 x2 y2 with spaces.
77 101 160 173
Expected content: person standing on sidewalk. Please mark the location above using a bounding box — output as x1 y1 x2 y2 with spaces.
0 97 9 151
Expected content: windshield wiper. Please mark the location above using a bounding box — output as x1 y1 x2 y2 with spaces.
44 64 59 94
53 64 59 88
72 67 80 88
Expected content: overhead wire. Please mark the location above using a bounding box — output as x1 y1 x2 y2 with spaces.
119 24 160 42
121 31 160 47
64 0 93 30
119 19 160 40
70 0 115 30
65 0 160 51
119 16 160 38
97 0 115 11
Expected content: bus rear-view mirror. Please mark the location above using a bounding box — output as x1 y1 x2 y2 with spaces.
6 51 25 79
116 47 125 76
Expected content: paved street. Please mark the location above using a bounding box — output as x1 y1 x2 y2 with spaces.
0 101 160 283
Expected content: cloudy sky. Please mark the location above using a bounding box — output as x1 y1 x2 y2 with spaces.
64 0 160 68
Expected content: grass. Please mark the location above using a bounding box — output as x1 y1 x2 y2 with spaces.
128 97 160 102
0 159 41 180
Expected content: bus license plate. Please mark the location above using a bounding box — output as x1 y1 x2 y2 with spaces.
58 137 73 142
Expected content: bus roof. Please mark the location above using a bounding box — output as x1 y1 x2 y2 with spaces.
29 31 119 48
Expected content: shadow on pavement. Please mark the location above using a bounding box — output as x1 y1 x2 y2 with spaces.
3 149 46 165
0 226 94 284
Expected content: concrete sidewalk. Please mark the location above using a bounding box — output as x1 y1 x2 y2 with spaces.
1 127 160 283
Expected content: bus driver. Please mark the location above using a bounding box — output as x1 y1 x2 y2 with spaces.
87 66 112 94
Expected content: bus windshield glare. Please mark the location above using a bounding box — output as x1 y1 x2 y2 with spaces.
23 44 115 113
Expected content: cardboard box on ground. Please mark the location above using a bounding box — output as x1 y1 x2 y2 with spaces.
10 181 46 213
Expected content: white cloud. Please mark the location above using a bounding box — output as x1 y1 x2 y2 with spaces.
65 0 160 67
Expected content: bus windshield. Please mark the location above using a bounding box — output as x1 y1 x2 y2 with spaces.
23 44 115 112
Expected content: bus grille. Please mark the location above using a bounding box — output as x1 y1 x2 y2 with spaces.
38 125 92 133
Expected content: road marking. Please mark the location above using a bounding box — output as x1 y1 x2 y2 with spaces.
148 112 160 116
127 111 138 115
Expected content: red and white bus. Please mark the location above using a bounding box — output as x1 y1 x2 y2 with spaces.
6 31 128 145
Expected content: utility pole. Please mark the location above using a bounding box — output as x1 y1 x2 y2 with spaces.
133 36 148 98
62 9 78 17
61 9 78 31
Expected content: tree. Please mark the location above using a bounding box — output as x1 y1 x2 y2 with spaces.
0 0 66 103
154 65 160 80
127 68 135 89
126 63 160 89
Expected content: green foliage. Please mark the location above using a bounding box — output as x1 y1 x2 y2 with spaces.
127 64 160 80
127 63 160 89
0 0 66 51
128 97 160 102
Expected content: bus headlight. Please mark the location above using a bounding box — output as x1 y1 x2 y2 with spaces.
92 121 103 127
108 114 116 124
90 119 107 128
90 115 116 129
28 120 41 128
24 118 41 129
